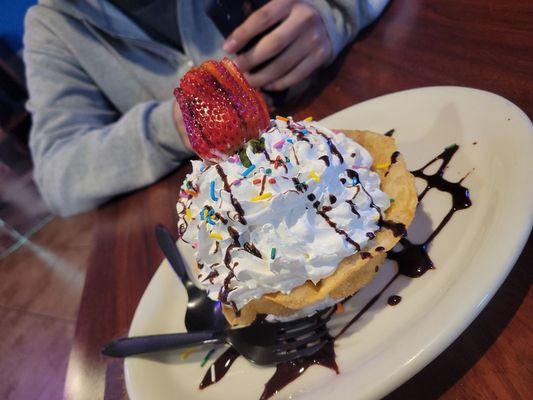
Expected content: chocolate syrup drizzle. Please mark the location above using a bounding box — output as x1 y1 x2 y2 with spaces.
215 165 247 225
199 144 472 400
316 131 344 164
307 194 361 251
292 147 300 165
259 175 267 195
385 151 401 177
243 242 263 259
319 155 330 167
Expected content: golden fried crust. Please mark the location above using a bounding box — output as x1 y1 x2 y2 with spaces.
222 130 418 325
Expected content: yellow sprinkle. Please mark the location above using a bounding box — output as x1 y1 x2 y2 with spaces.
309 170 321 182
180 347 198 360
251 192 273 202
375 163 391 169
185 208 192 221
373 215 380 221
275 115 288 122
303 116 313 122
209 232 223 240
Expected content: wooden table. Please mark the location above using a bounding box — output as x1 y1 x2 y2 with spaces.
64 1 533 399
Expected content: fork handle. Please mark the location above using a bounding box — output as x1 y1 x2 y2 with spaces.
101 331 225 357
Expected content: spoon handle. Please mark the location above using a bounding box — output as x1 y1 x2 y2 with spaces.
101 331 224 357
155 224 194 287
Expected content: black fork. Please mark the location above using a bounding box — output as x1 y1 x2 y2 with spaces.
102 309 331 365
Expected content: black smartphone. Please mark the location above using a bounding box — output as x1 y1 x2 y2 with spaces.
205 0 288 106
205 0 271 54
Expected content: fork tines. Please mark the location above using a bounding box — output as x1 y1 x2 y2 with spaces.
271 309 332 360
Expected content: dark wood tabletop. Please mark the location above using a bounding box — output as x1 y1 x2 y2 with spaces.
64 1 533 399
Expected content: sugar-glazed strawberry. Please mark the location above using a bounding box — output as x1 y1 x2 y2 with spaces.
174 58 269 161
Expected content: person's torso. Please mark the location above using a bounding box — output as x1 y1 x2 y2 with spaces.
35 0 227 112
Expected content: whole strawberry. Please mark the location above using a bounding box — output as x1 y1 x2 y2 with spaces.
174 58 269 161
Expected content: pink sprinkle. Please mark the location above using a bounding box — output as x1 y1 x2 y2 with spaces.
192 242 199 249
332 129 342 135
232 179 241 186
273 139 285 149
228 155 237 163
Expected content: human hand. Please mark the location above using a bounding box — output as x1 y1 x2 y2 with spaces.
223 0 332 91
172 100 192 151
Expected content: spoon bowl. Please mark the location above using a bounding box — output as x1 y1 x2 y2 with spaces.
155 224 228 332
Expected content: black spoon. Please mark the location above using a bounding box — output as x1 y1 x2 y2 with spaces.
155 224 228 332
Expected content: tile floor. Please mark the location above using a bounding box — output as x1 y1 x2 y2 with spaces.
0 70 93 397
0 206 95 399
0 129 50 258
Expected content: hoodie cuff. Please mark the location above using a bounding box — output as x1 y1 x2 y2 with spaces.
150 98 194 161
303 0 358 63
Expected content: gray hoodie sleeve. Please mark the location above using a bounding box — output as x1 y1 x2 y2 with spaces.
306 0 389 61
23 9 193 217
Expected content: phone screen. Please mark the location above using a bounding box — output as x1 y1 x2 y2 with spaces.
205 0 288 106
205 0 271 53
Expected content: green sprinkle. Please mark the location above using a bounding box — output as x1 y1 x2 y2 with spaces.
265 168 272 174
249 138 265 153
239 149 251 167
285 157 290 163
200 348 215 367
389 198 395 203
270 248 277 259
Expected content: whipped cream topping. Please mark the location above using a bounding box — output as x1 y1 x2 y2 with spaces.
177 118 390 312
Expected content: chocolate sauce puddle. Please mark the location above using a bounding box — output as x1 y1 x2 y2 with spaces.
388 295 402 306
199 347 240 389
389 144 472 277
261 336 338 400
199 144 471 399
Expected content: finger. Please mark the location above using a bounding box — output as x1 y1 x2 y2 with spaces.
235 6 311 72
264 49 328 91
223 0 294 54
245 33 311 88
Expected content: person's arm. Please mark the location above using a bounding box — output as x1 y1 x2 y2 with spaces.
23 9 192 217
223 0 389 91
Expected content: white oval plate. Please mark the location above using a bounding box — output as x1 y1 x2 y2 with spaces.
125 87 533 400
